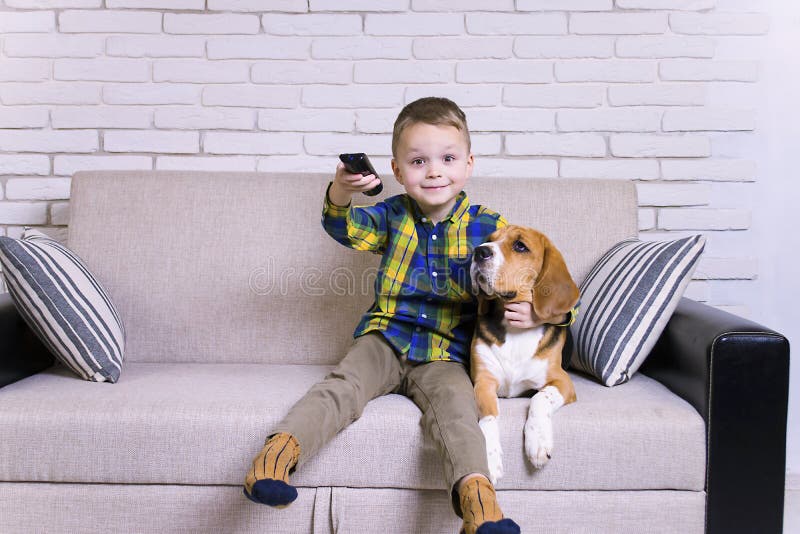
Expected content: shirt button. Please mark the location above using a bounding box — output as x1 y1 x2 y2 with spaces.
421 314 427 319
431 272 438 278
421 217 427 222
415 327 421 332
431 234 438 241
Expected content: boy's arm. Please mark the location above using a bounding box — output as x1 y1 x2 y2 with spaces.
322 164 388 253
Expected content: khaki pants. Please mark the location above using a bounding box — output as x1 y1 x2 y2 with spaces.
272 332 490 516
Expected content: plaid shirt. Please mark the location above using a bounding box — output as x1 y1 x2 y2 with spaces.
322 184 507 364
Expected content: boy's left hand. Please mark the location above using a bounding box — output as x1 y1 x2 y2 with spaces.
504 301 537 329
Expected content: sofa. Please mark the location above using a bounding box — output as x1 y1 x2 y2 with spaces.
0 171 790 534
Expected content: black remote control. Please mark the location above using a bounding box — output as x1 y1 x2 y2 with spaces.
339 153 383 197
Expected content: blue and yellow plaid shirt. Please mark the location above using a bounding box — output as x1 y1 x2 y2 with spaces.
322 184 507 364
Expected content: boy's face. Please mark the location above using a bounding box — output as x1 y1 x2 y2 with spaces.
391 122 474 223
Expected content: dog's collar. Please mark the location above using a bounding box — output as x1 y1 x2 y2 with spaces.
549 303 580 328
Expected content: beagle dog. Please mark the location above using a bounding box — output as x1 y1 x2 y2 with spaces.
469 225 580 484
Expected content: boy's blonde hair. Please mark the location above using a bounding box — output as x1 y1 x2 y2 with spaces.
392 97 471 158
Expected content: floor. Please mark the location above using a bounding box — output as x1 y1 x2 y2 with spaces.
787 490 799 533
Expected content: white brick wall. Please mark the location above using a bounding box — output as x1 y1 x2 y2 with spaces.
0 1 770 312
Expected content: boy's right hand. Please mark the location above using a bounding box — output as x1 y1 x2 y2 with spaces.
328 162 381 207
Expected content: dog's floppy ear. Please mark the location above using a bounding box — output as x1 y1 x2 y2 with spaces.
532 236 579 323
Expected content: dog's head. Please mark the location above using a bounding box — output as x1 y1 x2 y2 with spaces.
470 225 579 324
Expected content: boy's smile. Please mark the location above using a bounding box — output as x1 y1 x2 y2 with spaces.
391 122 474 224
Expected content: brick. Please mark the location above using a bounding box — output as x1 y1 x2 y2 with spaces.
107 0 202 7
366 14 463 36
663 108 756 131
658 208 749 230
608 84 705 106
617 36 714 59
0 130 98 153
514 36 614 58
560 158 659 179
305 133 392 156
504 85 604 108
156 156 257 172
303 86 404 108
684 280 710 302
413 38 512 60
0 155 51 176
203 85 298 108
0 108 49 129
204 132 302 155
660 60 759 82
164 14 260 34
517 0 612 9
4 34 104 58
471 134 503 156
263 14 361 35
6 178 71 200
211 0 306 12
466 13 566 35
0 11 55 32
660 159 755 182
52 106 153 129
104 131 199 154
638 208 656 231
506 133 605 157
54 59 150 82
610 134 710 157
105 83 201 105
694 256 758 280
616 0 714 8
555 61 655 83
107 36 206 58
0 82 102 105
0 202 49 225
557 109 661 132
636 182 711 206
208 37 310 60
405 86 501 107
256 155 339 174
355 110 399 134
54 155 152 176
355 61 451 84
6 0 100 6
310 0 407 10
670 13 770 35
312 37 411 60
413 0 515 11
155 107 255 130
457 61 552 84
569 13 667 35
0 59 50 82
467 110 554 132
252 61 351 84
153 60 250 83
261 109 354 132
59 10 162 33
472 158 558 178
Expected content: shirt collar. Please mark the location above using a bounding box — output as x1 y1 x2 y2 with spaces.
406 191 470 224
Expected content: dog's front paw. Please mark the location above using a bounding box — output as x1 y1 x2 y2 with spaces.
524 416 553 469
479 416 504 485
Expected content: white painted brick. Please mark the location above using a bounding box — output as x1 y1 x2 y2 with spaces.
305 133 392 157
164 14 259 35
608 84 705 106
694 256 758 280
617 0 714 8
107 0 202 7
0 82 101 105
471 134 503 156
517 0 612 10
504 85 604 108
617 36 714 59
0 11 55 32
256 155 339 174
204 132 302 155
203 85 299 108
413 38 512 60
263 14 361 36
557 109 661 132
663 108 756 132
52 106 152 129
211 0 306 12
506 133 605 157
638 208 656 230
6 178 71 200
658 208 750 230
105 83 201 105
610 134 710 157
153 60 250 83
54 59 150 82
413 0 515 11
252 61 351 85
208 37 310 60
0 202 49 225
312 37 411 60
711 36 767 62
569 13 667 35
712 304 749 318
6 0 100 6
355 110 397 134
405 86 501 107
0 108 49 129
555 61 656 82
466 13 566 35
636 182 711 206
155 107 255 130
472 158 558 178
0 130 98 153
4 34 104 57
683 280 710 302
355 61 452 84
310 0 407 11
54 155 152 176
156 156 257 172
0 59 50 82
104 131 198 154
560 158 659 179
50 202 70 226
366 14 464 36
302 86 405 108
0 155 50 176
59 10 162 33
514 36 614 58
457 61 552 84
660 159 755 182
107 36 206 58
670 13 769 35
261 109 354 132
660 60 759 82
467 109 554 132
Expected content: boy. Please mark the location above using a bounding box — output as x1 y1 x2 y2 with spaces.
244 97 531 534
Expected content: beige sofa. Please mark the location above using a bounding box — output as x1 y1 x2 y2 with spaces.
0 171 789 533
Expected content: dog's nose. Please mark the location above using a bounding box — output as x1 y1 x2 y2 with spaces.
474 245 493 262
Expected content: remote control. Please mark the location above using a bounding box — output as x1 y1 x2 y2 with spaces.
339 153 383 197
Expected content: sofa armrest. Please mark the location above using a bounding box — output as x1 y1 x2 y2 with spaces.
0 292 55 388
641 298 790 534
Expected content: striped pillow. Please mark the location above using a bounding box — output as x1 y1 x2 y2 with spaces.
0 229 125 383
570 235 705 387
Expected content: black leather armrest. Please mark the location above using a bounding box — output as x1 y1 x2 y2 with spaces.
0 292 54 388
641 298 790 534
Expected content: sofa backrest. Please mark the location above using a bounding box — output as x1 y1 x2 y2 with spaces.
67 171 637 365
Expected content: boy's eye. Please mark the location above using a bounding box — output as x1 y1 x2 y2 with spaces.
411 158 424 165
444 155 455 162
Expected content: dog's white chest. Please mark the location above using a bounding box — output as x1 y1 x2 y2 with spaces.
477 325 549 398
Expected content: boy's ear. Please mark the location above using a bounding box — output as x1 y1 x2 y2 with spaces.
391 159 404 184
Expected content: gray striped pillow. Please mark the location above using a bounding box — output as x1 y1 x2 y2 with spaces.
570 235 705 387
0 229 125 383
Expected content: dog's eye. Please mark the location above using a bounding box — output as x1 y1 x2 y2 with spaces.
512 240 529 253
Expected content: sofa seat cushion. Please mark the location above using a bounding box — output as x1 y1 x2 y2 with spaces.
0 362 705 491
